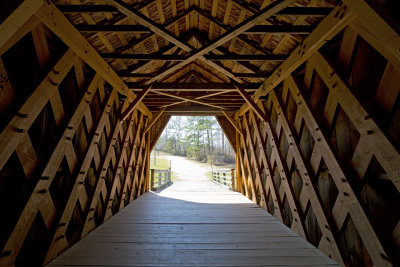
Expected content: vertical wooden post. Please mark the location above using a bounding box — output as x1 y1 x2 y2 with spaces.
235 131 242 194
231 169 235 191
150 169 154 191
145 132 151 192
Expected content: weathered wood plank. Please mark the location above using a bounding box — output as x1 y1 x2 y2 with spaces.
47 174 337 267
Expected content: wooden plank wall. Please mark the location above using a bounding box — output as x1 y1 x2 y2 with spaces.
0 4 151 266
234 3 400 266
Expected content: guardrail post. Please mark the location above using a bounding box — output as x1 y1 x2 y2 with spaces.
231 169 235 191
150 169 154 191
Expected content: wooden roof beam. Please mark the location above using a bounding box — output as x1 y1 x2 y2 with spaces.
205 54 287 61
152 91 228 110
102 53 187 61
108 0 194 52
35 1 151 116
75 24 151 33
235 83 268 123
158 91 234 108
233 73 269 78
142 0 296 84
164 106 225 115
101 53 287 61
0 0 44 51
221 110 243 136
57 5 333 16
144 108 166 134
192 31 261 76
128 82 260 91
194 7 271 56
120 85 152 121
243 25 314 34
235 4 354 117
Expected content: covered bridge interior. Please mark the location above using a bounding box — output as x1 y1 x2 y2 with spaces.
1 0 400 266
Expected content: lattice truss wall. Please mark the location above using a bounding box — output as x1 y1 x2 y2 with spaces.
0 4 154 266
233 3 400 266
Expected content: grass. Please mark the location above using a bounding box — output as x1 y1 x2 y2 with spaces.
149 156 178 182
206 171 213 181
150 157 170 170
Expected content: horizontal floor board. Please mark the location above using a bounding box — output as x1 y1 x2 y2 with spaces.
48 176 338 266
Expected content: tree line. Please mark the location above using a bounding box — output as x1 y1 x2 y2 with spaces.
155 116 235 164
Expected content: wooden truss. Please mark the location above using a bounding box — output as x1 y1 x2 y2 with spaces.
0 0 400 266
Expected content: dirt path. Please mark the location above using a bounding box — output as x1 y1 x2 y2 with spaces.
160 154 212 182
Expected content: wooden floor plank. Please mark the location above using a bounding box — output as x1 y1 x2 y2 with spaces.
47 172 338 266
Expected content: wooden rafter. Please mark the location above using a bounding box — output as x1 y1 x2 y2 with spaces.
1 0 400 266
129 82 259 91
101 53 287 61
236 4 354 116
120 85 152 121
35 1 150 115
152 91 226 109
139 0 296 84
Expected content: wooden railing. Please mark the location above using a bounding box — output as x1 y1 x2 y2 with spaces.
150 169 172 190
212 169 235 191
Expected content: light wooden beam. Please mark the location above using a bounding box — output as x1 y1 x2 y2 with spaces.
75 24 151 33
311 51 400 191
35 1 150 116
0 0 44 51
144 108 166 134
160 91 235 108
56 4 333 16
141 0 296 84
74 24 314 35
129 82 260 91
108 0 193 52
235 4 354 117
235 84 268 123
100 53 287 61
221 110 243 136
153 91 226 110
344 0 400 69
120 85 152 122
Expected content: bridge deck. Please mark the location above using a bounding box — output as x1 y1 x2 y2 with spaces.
48 177 338 266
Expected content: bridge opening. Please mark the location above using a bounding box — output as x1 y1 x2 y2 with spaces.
149 116 236 191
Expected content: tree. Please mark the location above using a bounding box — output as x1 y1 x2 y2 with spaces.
155 116 235 164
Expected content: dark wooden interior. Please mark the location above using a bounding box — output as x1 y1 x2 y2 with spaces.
1 0 400 266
